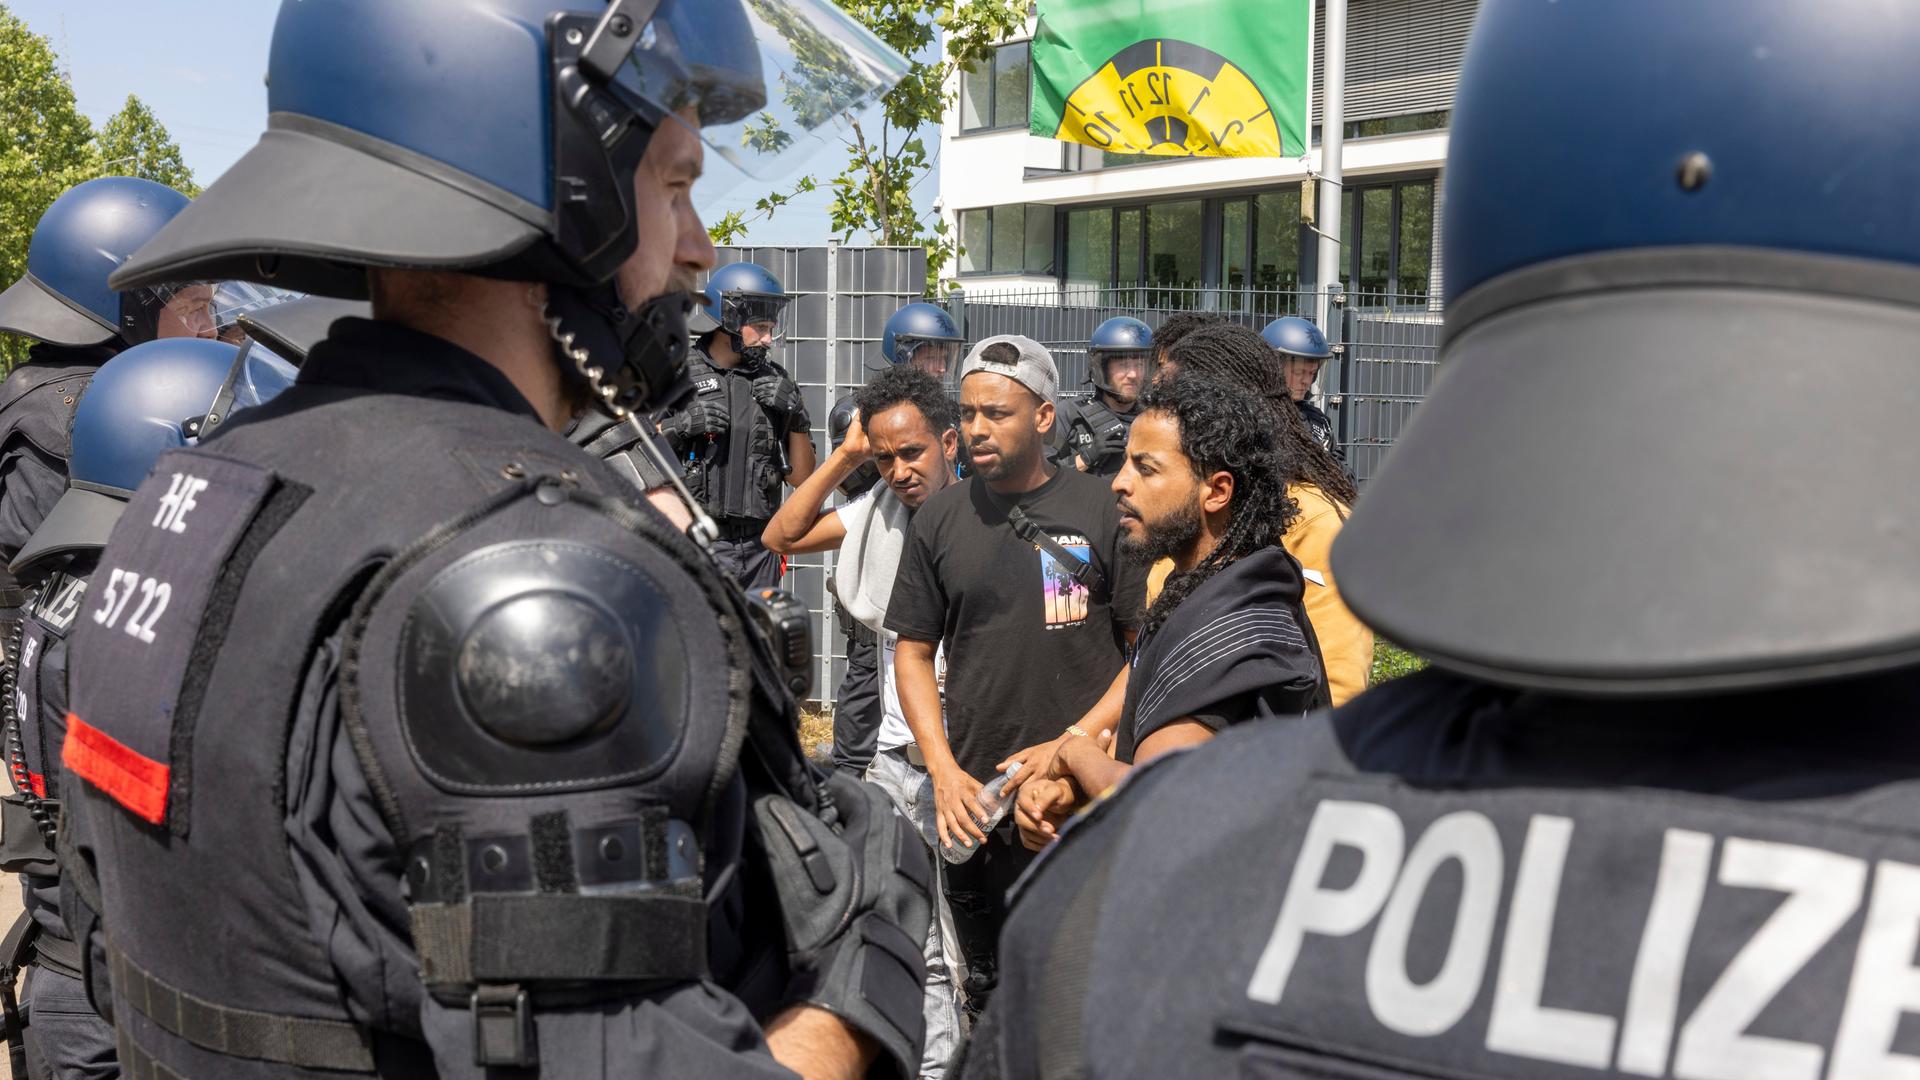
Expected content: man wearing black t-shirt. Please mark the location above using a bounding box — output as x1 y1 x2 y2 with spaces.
887 335 1147 1015
1014 373 1329 849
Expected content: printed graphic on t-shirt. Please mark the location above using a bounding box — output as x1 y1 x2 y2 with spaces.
1040 533 1092 629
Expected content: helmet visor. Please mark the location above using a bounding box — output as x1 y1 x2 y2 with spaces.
723 290 792 341
896 336 962 379
1098 351 1151 386
619 0 909 187
213 281 299 330
127 280 222 343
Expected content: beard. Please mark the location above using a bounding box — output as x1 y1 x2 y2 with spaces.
1119 496 1203 565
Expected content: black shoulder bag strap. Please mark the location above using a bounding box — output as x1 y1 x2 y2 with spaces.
1001 500 1108 596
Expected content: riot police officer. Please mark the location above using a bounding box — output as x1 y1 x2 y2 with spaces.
877 301 965 383
962 0 1920 1075
818 302 964 778
1262 315 1342 461
0 336 292 1080
1055 316 1151 476
660 262 815 589
0 178 200 628
59 3 930 1078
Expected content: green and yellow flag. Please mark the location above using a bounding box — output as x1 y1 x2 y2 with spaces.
1030 0 1313 159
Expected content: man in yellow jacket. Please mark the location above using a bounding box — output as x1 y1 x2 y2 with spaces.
1148 321 1372 703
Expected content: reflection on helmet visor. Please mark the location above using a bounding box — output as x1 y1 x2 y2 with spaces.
724 292 791 339
1102 352 1151 379
617 0 909 185
901 339 958 375
134 281 220 341
212 281 298 329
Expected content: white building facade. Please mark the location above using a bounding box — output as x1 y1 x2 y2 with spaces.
938 0 1478 307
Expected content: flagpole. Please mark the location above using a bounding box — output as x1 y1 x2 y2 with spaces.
1315 0 1347 330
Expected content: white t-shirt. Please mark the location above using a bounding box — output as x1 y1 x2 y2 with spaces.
835 492 945 751
877 633 945 752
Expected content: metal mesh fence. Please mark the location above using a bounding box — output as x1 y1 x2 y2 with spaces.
705 245 927 705
948 283 1441 482
1331 290 1444 486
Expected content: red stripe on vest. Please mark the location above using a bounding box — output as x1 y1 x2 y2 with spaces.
62 713 169 825
28 773 44 799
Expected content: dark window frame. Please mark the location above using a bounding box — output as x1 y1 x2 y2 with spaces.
1043 172 1438 299
1341 177 1434 299
957 203 1056 278
959 40 1033 135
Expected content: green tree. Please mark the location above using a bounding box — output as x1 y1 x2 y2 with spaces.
0 3 100 367
709 0 1028 292
96 94 201 196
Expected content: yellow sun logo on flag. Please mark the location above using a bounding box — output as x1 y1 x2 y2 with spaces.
1056 39 1284 158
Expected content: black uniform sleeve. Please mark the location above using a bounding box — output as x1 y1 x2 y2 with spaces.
883 505 948 643
0 439 71 561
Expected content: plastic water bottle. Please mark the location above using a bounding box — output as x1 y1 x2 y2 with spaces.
942 761 1022 865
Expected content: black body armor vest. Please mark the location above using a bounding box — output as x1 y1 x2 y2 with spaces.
60 382 776 1077
1060 396 1136 477
0 569 89 976
0 351 101 608
977 667 1920 1079
678 350 788 525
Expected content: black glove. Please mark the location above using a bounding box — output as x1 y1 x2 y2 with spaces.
751 772 931 1079
661 396 731 450
751 371 804 419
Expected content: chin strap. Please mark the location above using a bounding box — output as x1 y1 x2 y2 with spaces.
541 283 696 420
541 284 718 552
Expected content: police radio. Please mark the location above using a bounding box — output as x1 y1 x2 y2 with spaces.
745 587 812 700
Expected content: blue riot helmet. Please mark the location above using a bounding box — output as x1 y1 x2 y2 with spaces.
9 338 295 574
107 0 907 415
880 303 963 378
0 177 193 348
1088 316 1152 399
1334 0 1920 694
695 263 791 362
1260 316 1332 360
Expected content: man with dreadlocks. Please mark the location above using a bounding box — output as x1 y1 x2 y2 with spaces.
1011 372 1327 848
1151 321 1373 703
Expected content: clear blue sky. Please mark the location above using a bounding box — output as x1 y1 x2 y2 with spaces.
8 0 939 247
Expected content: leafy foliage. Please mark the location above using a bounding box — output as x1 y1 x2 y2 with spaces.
0 5 199 369
710 0 1028 292
96 95 201 195
1370 639 1428 685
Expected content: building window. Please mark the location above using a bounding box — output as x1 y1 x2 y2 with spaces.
958 204 1055 276
1065 207 1113 285
960 41 1031 133
1348 110 1449 139
1339 178 1435 300
1144 201 1202 293
1217 189 1305 313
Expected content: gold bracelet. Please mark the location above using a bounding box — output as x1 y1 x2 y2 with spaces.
1066 724 1090 738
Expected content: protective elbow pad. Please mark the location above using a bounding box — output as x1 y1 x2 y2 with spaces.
751 771 931 1079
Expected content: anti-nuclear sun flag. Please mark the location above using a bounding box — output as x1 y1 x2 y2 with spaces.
1030 0 1313 159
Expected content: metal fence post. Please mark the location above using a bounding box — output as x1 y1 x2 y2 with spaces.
820 240 840 702
1325 281 1351 450
945 287 966 343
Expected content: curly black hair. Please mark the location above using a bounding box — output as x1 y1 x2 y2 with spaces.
1136 371 1299 633
1163 322 1359 507
854 364 957 433
1152 310 1225 365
